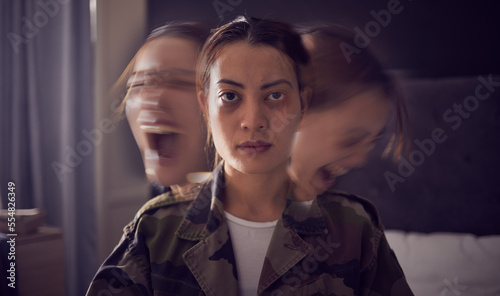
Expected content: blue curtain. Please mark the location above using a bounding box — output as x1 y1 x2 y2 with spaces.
1 0 97 295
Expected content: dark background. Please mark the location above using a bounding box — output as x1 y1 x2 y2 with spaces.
146 0 500 235
147 0 500 77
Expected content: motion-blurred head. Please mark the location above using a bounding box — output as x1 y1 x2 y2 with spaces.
123 22 211 187
290 24 408 199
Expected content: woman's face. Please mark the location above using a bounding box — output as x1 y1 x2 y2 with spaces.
202 41 306 175
289 89 391 197
126 36 208 186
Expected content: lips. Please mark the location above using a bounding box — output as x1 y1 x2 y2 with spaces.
320 167 337 188
237 140 272 154
137 110 182 133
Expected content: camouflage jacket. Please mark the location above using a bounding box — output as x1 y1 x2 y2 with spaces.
87 163 413 296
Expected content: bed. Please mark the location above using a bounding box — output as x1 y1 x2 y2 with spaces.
335 74 500 295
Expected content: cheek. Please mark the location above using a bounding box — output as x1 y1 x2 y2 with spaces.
207 101 229 144
274 99 303 137
299 127 336 164
125 100 142 135
292 131 318 169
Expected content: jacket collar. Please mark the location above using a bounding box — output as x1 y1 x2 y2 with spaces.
175 161 328 241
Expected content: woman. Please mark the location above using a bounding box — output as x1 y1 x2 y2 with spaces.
87 17 413 296
289 24 409 201
121 22 211 196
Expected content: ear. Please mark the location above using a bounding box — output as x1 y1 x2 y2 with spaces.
299 86 311 119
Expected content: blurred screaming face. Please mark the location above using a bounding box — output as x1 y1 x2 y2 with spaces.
126 36 208 186
289 89 390 199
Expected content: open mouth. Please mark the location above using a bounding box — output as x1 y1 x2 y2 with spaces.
142 125 181 161
320 167 337 187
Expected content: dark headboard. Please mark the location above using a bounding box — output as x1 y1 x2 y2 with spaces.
335 74 500 236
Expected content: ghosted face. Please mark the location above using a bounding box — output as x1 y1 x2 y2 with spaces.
289 89 390 198
125 36 208 186
201 41 306 175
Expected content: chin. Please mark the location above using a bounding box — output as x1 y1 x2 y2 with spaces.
152 168 188 187
231 160 279 175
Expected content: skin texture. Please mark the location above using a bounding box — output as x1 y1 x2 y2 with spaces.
199 41 308 221
126 36 209 187
289 89 391 200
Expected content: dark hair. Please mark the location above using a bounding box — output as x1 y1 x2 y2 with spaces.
196 16 310 167
296 23 409 160
197 16 309 94
112 21 210 118
146 21 209 47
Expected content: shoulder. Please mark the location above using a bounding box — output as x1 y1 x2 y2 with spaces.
123 183 202 236
317 188 384 230
316 189 390 273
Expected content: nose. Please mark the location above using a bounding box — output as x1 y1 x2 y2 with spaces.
240 99 268 131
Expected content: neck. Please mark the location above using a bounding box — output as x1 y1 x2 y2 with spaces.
223 162 289 222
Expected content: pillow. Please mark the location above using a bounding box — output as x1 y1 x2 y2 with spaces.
385 230 500 296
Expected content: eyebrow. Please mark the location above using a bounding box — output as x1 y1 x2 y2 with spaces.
261 79 293 90
216 79 294 90
217 79 244 89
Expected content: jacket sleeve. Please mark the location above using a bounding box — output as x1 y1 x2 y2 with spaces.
86 228 152 296
360 232 414 296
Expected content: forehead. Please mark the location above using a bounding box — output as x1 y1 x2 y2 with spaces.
211 41 298 87
134 36 198 72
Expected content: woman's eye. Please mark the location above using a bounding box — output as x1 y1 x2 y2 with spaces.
126 80 145 90
340 138 361 149
267 92 284 101
220 92 239 102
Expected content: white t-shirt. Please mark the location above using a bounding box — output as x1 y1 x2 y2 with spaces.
224 201 313 295
224 211 277 296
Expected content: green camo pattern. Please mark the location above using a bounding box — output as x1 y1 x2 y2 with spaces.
86 163 413 296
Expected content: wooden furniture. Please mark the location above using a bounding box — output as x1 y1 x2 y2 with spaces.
16 227 65 296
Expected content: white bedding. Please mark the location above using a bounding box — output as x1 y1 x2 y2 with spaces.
385 230 500 296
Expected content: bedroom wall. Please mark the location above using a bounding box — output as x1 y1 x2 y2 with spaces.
335 74 500 235
146 0 500 77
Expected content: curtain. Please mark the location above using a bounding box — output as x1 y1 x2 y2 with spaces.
1 0 97 295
